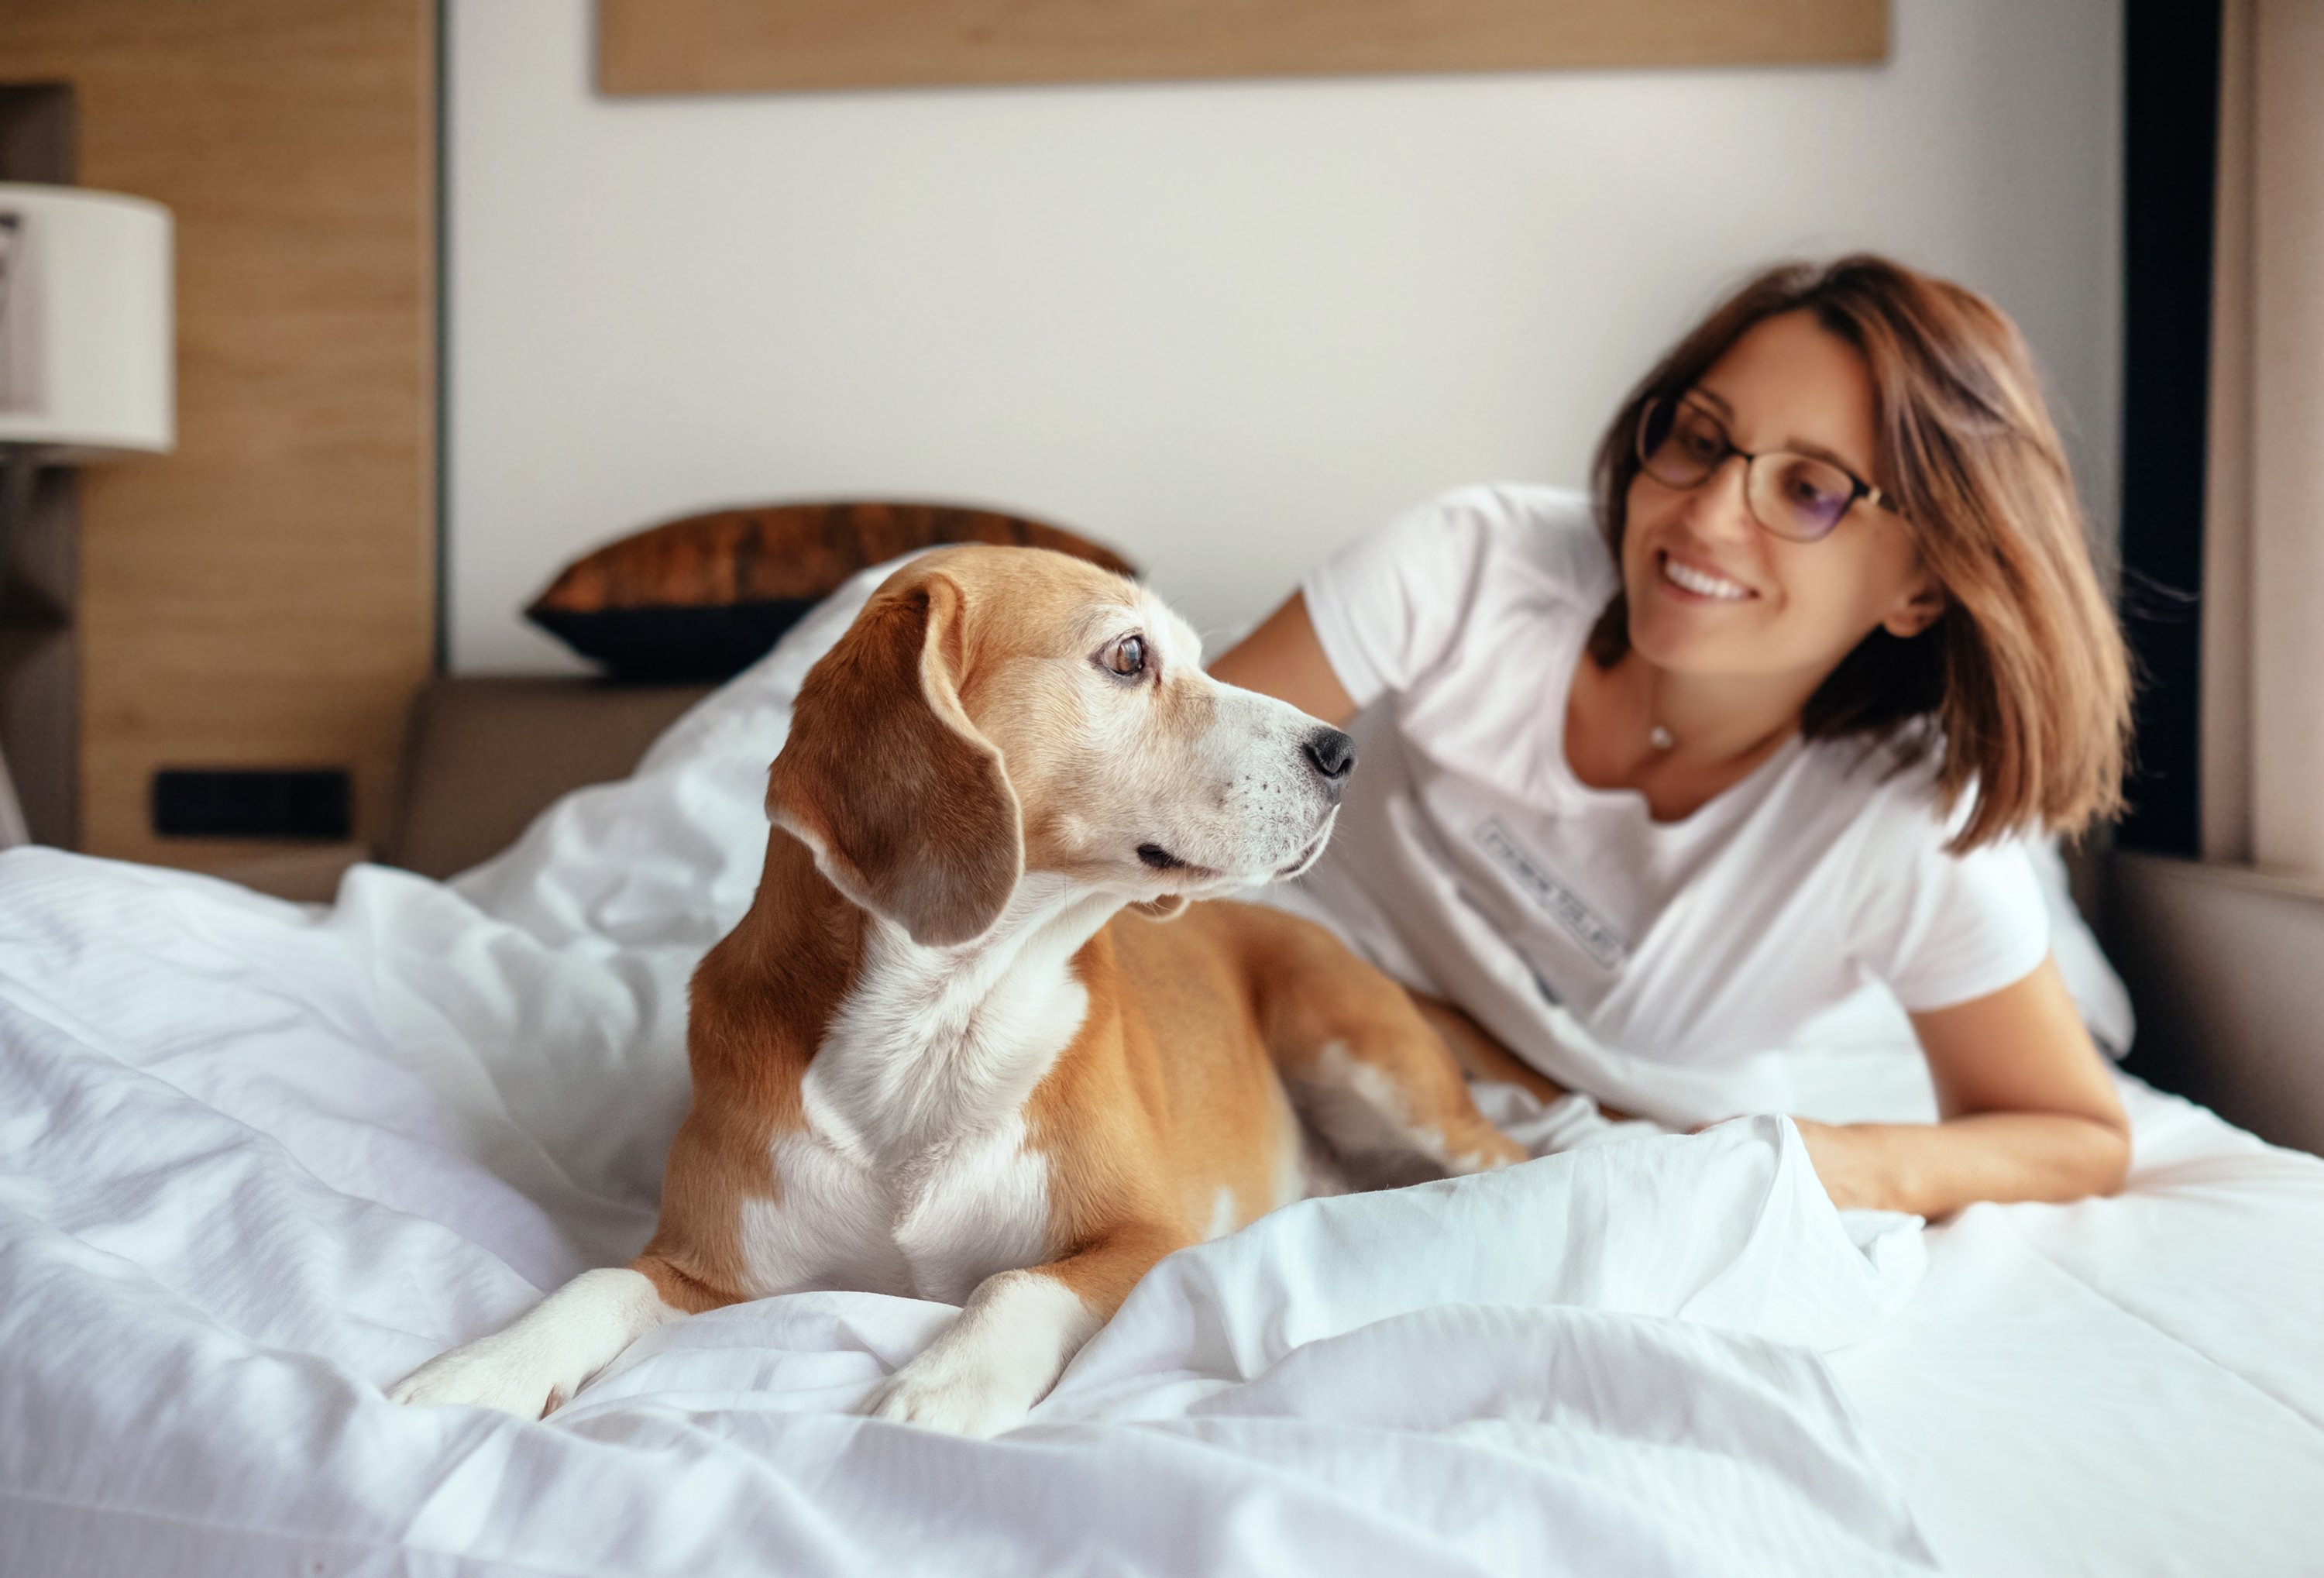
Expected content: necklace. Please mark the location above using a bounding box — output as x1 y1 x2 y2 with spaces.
1648 723 1675 751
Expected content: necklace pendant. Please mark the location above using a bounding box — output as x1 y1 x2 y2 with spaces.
1648 724 1675 751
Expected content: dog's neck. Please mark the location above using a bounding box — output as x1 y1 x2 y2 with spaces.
800 870 1123 1163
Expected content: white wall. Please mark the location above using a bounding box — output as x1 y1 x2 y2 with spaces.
449 0 2120 672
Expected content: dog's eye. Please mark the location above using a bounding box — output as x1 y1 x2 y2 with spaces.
1103 634 1147 679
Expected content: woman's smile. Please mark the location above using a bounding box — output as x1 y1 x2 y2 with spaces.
1655 548 1757 603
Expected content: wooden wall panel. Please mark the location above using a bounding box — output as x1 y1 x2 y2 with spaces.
600 0 1888 96
0 0 434 870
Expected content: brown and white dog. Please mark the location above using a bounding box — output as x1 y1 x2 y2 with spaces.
390 546 1523 1437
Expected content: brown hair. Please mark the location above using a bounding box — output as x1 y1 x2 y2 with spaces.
1588 255 2132 851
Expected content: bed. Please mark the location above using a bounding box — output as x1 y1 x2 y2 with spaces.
2 564 2319 1576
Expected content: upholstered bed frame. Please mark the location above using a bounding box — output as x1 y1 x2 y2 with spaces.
212 677 712 899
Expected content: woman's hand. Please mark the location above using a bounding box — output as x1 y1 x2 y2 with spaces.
1695 1115 1905 1211
1790 1119 1889 1212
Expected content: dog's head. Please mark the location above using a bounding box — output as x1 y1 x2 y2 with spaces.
765 546 1354 947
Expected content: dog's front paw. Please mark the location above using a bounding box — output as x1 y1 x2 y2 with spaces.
860 1268 1092 1436
390 1336 569 1419
862 1354 1035 1439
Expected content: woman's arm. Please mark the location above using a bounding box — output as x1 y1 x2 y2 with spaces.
1796 954 2131 1216
1208 593 1358 727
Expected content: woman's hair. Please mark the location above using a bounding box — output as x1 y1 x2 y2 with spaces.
1587 254 2133 851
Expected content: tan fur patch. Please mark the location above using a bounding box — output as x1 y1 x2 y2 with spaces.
633 825 861 1307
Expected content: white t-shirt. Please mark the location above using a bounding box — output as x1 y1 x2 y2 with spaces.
1276 483 2068 1125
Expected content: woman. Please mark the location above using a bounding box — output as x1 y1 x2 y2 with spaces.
1212 256 2133 1219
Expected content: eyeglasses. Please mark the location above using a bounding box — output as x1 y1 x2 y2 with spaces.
1634 396 1890 542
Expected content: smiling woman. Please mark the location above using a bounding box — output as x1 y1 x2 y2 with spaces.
1583 260 2132 849
1211 255 2137 1220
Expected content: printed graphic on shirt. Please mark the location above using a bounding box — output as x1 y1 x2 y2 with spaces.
1473 817 1629 969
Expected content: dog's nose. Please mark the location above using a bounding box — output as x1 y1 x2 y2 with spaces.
1302 728 1356 797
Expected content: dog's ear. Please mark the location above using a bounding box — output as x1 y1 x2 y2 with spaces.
766 570 1023 947
1129 894 1190 922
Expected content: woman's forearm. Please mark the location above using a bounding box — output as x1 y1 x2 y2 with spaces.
1813 958 2134 1218
1795 1110 2130 1218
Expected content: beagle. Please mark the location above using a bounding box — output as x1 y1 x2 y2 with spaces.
391 547 1523 1437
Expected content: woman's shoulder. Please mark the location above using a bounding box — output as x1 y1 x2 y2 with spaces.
1301 483 1613 710
1417 483 1614 600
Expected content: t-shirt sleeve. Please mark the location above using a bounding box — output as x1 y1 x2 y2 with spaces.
1852 816 2052 1014
1299 490 1504 710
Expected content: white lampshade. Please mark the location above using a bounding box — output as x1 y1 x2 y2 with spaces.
0 183 174 457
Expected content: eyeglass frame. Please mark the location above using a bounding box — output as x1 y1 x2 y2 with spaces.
1632 394 1896 542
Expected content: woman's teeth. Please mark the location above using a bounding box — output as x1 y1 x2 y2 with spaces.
1662 555 1753 601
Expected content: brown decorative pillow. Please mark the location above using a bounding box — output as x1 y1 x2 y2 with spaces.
526 501 1139 682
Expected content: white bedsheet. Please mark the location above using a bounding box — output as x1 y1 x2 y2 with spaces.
1 565 2318 1575
1835 1078 2324 1575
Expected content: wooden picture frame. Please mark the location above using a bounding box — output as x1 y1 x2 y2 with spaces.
600 0 1889 97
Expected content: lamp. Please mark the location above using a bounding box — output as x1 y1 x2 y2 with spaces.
0 182 174 848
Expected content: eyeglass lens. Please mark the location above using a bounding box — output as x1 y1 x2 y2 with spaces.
1638 400 1859 541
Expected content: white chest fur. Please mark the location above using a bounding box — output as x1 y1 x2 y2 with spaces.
739 882 1112 1305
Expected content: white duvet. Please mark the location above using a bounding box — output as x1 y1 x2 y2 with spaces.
0 566 2315 1575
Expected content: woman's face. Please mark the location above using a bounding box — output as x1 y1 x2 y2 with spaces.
1621 309 1941 685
